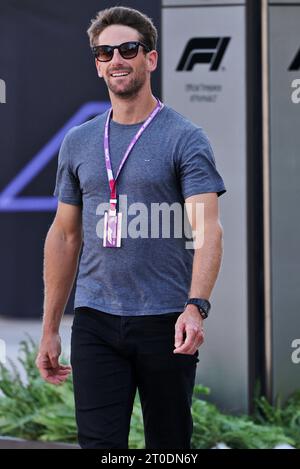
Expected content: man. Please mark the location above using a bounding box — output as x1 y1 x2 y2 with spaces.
36 6 226 449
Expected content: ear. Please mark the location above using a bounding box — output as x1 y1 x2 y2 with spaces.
146 50 158 73
95 59 103 78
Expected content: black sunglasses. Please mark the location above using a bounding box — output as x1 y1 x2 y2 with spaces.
92 41 151 62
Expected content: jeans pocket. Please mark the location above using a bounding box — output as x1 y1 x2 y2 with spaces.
175 349 199 364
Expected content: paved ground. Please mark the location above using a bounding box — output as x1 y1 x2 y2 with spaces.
0 315 73 375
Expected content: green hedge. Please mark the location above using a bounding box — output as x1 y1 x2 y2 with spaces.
0 338 299 449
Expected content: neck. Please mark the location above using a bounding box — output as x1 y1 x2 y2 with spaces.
109 91 158 125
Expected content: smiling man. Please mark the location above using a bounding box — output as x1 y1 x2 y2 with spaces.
36 6 226 449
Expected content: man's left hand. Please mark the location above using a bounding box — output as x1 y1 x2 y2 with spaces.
173 305 205 355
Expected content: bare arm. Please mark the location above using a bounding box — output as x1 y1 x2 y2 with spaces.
43 201 83 334
36 201 82 384
174 193 224 355
186 192 223 299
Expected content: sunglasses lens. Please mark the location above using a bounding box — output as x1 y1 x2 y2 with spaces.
93 42 142 61
97 46 113 62
119 42 139 59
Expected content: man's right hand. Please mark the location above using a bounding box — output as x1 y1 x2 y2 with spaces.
35 333 72 385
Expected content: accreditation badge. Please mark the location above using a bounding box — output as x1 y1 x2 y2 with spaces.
103 210 122 248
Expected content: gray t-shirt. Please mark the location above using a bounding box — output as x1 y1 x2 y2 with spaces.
54 104 226 316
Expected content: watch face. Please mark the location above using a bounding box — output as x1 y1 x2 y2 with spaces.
199 308 207 319
197 300 210 318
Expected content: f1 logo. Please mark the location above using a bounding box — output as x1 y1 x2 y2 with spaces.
289 48 300 71
176 37 231 71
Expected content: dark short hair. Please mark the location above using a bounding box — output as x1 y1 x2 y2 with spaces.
87 6 158 51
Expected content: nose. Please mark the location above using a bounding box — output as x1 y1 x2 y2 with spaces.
110 47 125 65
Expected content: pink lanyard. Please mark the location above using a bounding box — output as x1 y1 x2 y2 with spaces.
103 98 164 213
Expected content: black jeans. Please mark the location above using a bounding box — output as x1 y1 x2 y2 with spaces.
70 307 199 449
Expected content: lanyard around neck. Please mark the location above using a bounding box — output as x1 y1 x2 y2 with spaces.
103 98 164 212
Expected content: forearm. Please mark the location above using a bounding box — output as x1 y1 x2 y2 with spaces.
42 224 82 335
188 222 223 299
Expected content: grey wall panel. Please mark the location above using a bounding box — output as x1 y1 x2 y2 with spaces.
268 2 300 401
163 0 245 6
162 0 248 412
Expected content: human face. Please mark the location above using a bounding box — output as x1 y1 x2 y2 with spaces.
95 24 156 99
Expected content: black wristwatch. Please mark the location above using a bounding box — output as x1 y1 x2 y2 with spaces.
184 298 211 319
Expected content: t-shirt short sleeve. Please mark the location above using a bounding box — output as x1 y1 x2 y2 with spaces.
178 127 226 199
53 131 82 205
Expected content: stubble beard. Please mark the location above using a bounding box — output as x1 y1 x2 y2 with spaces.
107 70 147 99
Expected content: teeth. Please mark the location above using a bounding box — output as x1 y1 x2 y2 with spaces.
111 72 129 77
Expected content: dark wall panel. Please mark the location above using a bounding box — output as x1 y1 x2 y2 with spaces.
0 0 161 317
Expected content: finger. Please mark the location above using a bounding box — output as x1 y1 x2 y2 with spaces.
36 354 51 368
189 333 203 354
38 365 67 379
191 328 205 350
56 368 72 375
175 326 204 355
198 329 205 347
45 376 64 385
55 374 70 383
39 369 50 380
49 355 59 369
57 366 71 373
42 372 70 385
41 373 61 384
174 325 198 354
46 367 71 378
37 362 54 373
174 321 185 348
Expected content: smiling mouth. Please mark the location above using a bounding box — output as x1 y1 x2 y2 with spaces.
110 71 130 78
